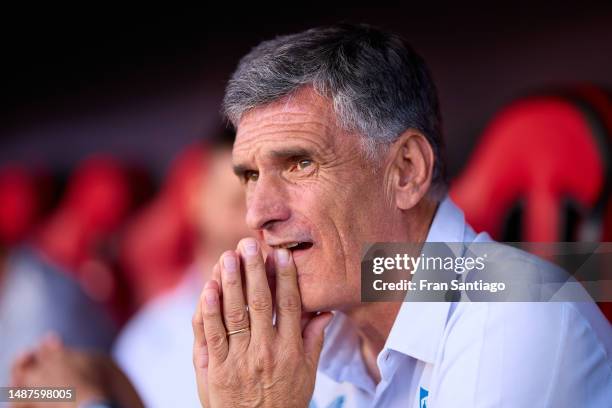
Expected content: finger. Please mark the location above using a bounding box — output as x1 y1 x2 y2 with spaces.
192 291 210 407
264 254 277 325
303 312 334 365
238 238 273 340
201 280 229 364
211 261 223 308
273 248 302 340
220 251 250 347
194 261 219 360
211 261 221 286
192 294 209 370
264 253 277 296
301 312 316 333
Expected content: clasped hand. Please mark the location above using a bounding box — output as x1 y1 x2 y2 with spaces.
192 237 332 408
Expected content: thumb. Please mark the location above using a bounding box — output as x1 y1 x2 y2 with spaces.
303 312 333 364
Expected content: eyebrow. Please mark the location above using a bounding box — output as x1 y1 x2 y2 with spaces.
232 164 250 177
269 147 313 160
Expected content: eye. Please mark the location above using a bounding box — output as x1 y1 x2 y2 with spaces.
296 159 313 171
244 170 259 183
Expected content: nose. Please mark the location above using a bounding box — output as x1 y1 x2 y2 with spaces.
245 174 291 231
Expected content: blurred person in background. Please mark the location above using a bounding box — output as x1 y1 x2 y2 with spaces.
119 143 208 309
113 128 250 408
0 157 134 386
10 333 144 408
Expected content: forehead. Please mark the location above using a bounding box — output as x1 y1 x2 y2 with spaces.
233 88 340 161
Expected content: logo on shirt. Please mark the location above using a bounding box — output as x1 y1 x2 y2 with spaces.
309 395 345 408
419 386 429 408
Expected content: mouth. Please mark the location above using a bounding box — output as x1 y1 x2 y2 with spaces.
269 241 314 253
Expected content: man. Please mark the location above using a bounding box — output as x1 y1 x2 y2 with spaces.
192 24 612 407
114 131 251 408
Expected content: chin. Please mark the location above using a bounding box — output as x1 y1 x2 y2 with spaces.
295 261 354 312
300 298 331 313
297 281 329 313
297 279 317 312
298 283 347 313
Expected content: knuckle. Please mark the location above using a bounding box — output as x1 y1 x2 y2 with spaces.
206 332 226 349
277 265 295 279
225 305 248 325
249 291 271 313
223 273 240 286
278 294 301 312
203 307 218 318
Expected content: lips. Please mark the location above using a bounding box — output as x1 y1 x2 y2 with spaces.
269 241 314 251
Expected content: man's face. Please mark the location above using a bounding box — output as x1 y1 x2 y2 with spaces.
232 88 394 312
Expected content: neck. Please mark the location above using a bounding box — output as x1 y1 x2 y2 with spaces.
345 196 439 383
346 302 402 383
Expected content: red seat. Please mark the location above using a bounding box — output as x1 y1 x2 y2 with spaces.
0 165 38 246
34 156 134 322
451 94 608 241
450 87 611 320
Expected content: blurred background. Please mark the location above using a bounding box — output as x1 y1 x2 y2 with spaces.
0 3 611 404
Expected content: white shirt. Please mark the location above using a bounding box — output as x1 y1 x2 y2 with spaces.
113 270 202 408
311 196 612 407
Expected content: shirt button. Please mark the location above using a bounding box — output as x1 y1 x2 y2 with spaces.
385 352 390 361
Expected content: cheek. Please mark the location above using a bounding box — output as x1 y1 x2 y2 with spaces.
292 173 380 265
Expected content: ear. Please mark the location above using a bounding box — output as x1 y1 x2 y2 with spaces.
387 129 434 210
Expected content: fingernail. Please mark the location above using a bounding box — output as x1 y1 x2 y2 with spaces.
276 248 290 266
223 254 237 272
244 239 258 256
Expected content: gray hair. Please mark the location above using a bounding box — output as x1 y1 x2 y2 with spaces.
222 23 447 191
